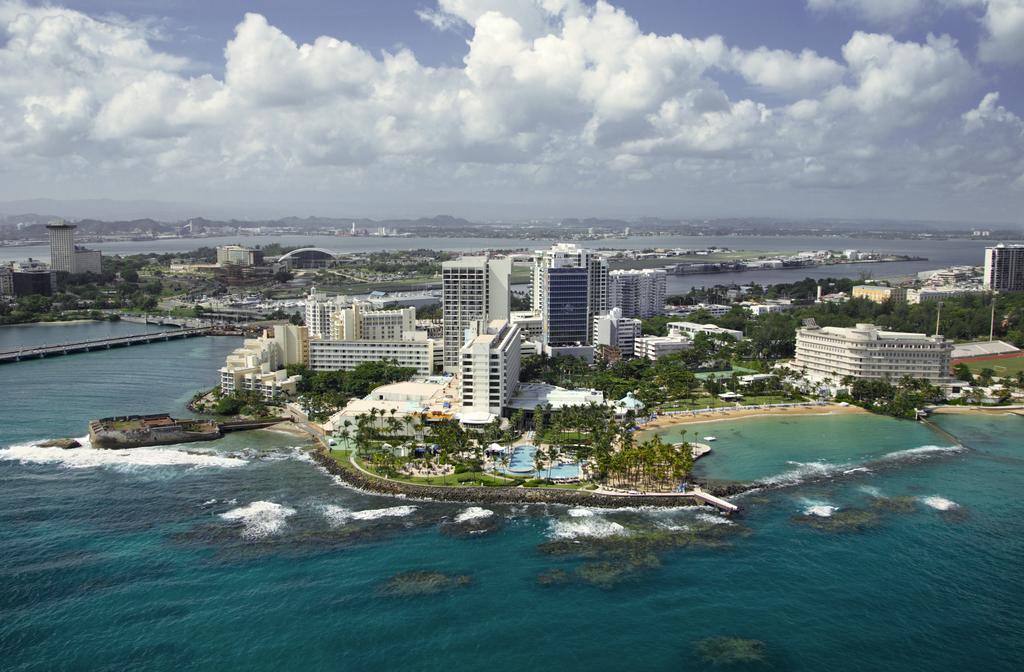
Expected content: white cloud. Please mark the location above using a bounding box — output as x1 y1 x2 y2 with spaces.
978 0 1024 63
0 0 1020 221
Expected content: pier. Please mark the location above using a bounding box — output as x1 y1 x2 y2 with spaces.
690 487 740 513
0 327 211 364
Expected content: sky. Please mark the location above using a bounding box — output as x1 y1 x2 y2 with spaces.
1 0 1022 223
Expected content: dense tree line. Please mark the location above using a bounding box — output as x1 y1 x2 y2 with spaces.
287 361 417 420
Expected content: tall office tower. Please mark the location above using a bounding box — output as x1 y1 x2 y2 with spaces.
46 220 77 273
983 244 1024 292
531 243 608 344
441 256 512 372
609 268 667 318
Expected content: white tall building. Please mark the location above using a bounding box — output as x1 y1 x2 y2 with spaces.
460 320 522 419
305 289 349 339
532 243 609 345
592 307 642 357
609 269 666 318
441 256 512 371
793 322 953 385
983 244 1024 292
219 325 308 399
46 220 76 273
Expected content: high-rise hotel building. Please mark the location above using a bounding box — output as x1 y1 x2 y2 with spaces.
609 268 667 318
983 244 1024 292
46 220 102 274
441 256 512 372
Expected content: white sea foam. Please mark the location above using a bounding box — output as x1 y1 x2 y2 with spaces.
548 516 627 540
859 485 883 497
879 445 964 462
566 507 595 517
320 504 353 526
695 512 735 526
801 499 838 517
0 442 248 470
349 505 417 521
201 499 218 507
454 507 494 523
220 501 296 540
758 460 847 487
920 496 959 511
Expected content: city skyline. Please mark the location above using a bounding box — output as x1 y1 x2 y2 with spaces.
1 0 1022 223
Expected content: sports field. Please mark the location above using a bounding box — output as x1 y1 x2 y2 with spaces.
965 354 1024 376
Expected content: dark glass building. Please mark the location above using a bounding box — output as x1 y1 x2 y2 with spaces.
544 267 589 345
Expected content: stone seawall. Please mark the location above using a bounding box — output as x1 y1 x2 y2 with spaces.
310 449 748 509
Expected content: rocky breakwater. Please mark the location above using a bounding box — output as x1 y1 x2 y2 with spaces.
311 449 746 510
89 413 221 449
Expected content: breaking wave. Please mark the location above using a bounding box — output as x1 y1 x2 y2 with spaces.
220 501 296 540
758 461 848 487
920 496 959 511
548 513 627 540
454 507 494 523
321 504 418 525
801 499 838 517
879 445 964 462
0 441 248 471
566 507 595 517
696 512 735 526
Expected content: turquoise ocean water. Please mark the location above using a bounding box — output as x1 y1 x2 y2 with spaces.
1 326 1022 671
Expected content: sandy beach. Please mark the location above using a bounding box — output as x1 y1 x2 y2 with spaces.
928 405 1024 416
639 403 868 430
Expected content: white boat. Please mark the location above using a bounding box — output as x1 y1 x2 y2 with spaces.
703 436 717 441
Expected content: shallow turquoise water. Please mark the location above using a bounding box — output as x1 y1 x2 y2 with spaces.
1 328 1022 671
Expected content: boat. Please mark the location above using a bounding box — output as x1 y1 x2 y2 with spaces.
703 436 717 441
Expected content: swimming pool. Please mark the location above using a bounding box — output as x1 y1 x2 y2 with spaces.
500 445 582 479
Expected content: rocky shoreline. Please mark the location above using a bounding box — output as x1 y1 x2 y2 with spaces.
309 448 749 510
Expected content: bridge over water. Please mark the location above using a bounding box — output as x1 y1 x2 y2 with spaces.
0 327 212 364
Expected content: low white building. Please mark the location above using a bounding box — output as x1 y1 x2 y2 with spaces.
592 307 642 357
507 382 605 413
906 287 987 304
793 322 953 385
635 335 692 361
668 321 743 341
740 300 794 316
309 334 436 375
219 325 308 399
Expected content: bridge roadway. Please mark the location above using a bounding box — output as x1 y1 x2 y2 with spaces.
0 327 212 364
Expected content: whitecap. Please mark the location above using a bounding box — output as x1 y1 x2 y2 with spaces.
695 512 735 526
454 507 494 523
802 503 838 518
0 442 248 471
879 445 964 461
566 507 595 517
757 460 847 487
200 499 218 507
920 496 959 511
220 501 296 540
548 516 627 540
859 485 883 497
349 505 417 521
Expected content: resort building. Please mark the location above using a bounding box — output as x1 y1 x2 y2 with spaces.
852 285 907 303
983 244 1024 292
592 307 642 357
634 335 692 361
609 268 666 318
308 335 436 375
322 377 459 432
668 321 743 341
906 287 987 304
305 289 349 339
506 382 605 415
330 302 416 341
442 256 512 372
460 320 521 421
793 322 953 385
532 243 609 345
219 325 308 399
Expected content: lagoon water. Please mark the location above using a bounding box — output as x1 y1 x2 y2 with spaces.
1 328 1022 671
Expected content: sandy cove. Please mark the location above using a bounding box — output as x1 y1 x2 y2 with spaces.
639 403 868 431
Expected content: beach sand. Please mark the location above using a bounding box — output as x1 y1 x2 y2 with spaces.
928 405 1024 416
640 403 868 430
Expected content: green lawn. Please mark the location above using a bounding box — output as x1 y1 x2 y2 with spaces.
965 355 1024 377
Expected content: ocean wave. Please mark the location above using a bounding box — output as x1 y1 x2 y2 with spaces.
757 460 848 487
879 445 964 462
548 515 627 540
566 507 595 518
220 501 296 540
920 496 959 511
801 499 838 517
454 507 494 523
0 442 248 470
350 505 417 521
859 485 883 497
695 512 735 526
